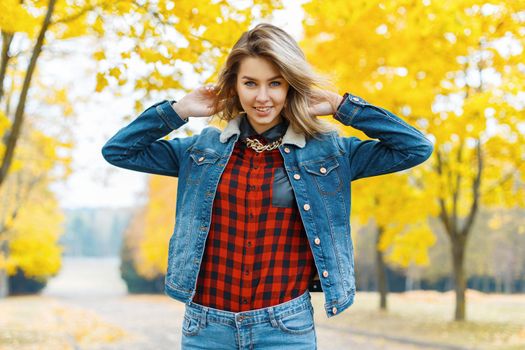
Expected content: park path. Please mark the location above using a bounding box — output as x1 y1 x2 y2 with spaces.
41 257 458 350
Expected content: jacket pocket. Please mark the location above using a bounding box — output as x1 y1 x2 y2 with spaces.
272 167 295 208
303 157 342 195
184 149 221 184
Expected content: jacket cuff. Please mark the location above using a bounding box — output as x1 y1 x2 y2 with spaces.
155 100 188 130
333 93 368 126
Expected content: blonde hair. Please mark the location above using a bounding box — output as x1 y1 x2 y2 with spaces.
212 23 338 139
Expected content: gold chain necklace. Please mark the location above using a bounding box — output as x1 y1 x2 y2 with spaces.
244 137 283 153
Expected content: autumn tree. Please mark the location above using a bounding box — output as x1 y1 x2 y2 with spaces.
135 175 177 280
0 115 70 295
301 0 525 321
0 0 114 297
351 173 436 310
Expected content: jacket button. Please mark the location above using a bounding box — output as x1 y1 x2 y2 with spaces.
322 270 329 278
303 204 310 211
293 174 301 180
284 147 291 153
198 156 205 162
352 96 360 102
332 307 338 314
320 167 327 174
314 237 321 245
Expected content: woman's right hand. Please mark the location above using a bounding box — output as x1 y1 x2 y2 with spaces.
172 85 222 120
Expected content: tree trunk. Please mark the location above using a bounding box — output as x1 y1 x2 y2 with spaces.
451 237 466 321
375 226 388 310
0 240 8 297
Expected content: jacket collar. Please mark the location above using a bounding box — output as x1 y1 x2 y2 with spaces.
219 115 306 148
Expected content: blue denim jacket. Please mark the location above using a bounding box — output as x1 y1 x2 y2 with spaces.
101 93 433 318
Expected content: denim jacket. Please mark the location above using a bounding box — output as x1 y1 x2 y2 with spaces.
101 93 433 318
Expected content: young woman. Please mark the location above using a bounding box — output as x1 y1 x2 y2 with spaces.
102 23 433 350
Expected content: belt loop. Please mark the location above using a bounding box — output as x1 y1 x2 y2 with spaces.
267 307 278 328
200 306 208 328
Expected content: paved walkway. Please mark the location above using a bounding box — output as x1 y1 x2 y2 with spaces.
41 257 461 350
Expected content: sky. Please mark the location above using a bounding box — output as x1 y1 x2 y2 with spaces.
47 0 307 209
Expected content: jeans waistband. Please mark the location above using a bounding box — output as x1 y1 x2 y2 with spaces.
185 290 312 328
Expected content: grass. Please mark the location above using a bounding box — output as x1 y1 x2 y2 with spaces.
310 289 525 350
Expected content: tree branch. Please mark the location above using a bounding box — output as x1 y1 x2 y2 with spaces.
461 138 483 236
0 0 58 187
0 31 14 103
482 159 525 195
451 140 464 234
436 148 453 238
51 0 108 25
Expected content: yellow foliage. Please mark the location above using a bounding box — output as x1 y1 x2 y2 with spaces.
95 0 283 99
0 0 38 35
384 222 436 267
93 50 106 61
0 111 11 160
0 116 71 279
135 175 178 278
108 67 121 80
96 72 108 92
4 185 64 279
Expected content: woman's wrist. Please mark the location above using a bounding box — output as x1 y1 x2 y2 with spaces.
334 93 348 113
171 101 189 120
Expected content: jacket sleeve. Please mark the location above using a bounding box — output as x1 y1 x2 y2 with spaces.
101 100 197 177
334 93 434 181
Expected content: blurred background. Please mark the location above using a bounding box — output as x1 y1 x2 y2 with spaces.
0 0 524 349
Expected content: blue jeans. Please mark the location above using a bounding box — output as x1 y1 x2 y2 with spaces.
181 290 317 349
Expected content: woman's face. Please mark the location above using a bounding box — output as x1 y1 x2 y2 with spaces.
235 56 290 134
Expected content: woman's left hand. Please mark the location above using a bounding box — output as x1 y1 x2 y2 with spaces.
307 89 343 117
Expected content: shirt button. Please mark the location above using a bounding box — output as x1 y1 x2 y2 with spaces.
332 307 338 314
322 270 329 278
314 237 321 245
242 299 248 304
303 204 310 211
293 174 301 180
320 167 327 174
284 147 290 153
198 156 205 162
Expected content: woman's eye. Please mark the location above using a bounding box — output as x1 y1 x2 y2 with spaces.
244 81 281 87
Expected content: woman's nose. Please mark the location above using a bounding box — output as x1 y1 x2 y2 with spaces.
256 87 269 102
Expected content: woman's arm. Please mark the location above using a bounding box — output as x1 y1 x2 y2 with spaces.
101 100 195 177
101 85 220 177
334 93 434 181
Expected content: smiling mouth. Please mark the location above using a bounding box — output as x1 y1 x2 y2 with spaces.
254 107 272 112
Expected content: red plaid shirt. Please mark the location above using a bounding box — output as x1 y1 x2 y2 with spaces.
193 117 317 312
